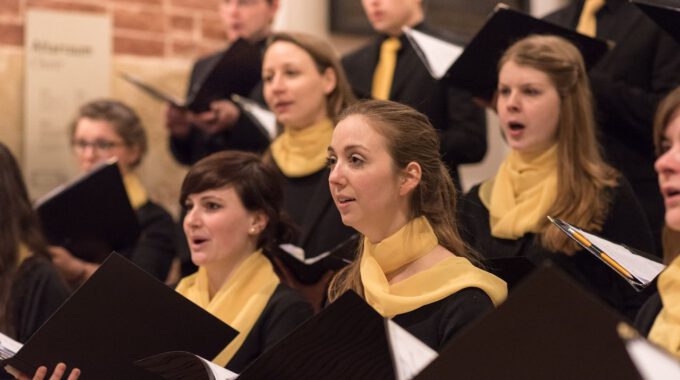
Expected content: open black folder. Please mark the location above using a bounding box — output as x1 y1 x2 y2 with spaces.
1 253 237 380
405 3 611 103
548 216 665 290
121 38 262 113
35 160 140 263
414 264 641 379
233 290 436 380
633 0 680 45
275 234 359 284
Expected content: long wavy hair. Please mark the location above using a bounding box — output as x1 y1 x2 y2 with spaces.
327 100 480 301
499 35 618 253
0 143 52 336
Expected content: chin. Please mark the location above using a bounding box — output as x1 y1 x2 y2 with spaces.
666 210 680 232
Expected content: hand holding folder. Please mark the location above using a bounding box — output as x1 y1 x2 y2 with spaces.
1 253 237 379
548 216 666 290
121 38 262 113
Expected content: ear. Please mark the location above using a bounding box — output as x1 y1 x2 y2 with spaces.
249 211 270 235
398 161 421 197
321 67 337 96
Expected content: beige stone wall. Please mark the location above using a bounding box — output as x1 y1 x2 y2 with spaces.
0 47 191 217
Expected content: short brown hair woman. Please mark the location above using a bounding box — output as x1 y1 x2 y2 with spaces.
176 150 312 372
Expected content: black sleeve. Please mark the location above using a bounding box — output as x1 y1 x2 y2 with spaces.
439 288 494 348
128 203 177 281
634 291 662 336
260 287 314 349
13 259 70 342
439 88 487 166
589 31 680 143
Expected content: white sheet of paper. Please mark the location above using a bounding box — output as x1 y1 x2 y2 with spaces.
278 243 332 265
0 332 22 360
231 94 277 140
386 319 438 380
199 357 239 380
626 337 680 379
402 26 463 79
577 228 665 283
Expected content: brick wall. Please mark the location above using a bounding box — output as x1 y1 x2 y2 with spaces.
0 0 226 58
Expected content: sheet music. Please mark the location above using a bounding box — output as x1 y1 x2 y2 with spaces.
402 27 463 79
385 319 437 380
626 337 680 379
0 332 22 360
577 228 665 283
231 94 277 140
200 357 239 380
278 243 332 264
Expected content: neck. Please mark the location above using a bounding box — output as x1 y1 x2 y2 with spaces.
285 114 330 132
365 210 411 244
204 248 256 299
385 12 424 37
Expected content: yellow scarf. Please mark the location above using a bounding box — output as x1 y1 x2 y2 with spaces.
360 216 507 318
269 118 333 178
18 243 31 265
648 255 680 358
480 145 558 239
123 173 149 210
175 250 280 366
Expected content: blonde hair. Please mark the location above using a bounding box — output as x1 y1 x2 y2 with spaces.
327 100 480 301
499 35 618 253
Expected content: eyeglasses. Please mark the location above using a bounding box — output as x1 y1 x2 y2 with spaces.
72 139 124 152
223 0 264 7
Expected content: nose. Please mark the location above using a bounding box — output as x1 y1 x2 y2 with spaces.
328 161 345 188
504 90 520 112
655 148 679 178
269 73 285 93
183 207 202 231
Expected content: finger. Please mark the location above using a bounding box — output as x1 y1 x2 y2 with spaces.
3 365 23 379
66 368 81 380
47 363 66 380
31 366 48 380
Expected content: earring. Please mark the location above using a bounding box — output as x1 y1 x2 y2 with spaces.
249 227 256 234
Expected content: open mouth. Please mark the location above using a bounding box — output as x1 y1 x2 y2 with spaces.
336 196 355 205
508 122 525 131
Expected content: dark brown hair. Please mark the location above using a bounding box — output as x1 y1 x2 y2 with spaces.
180 150 295 253
70 99 147 168
328 100 479 301
0 143 51 336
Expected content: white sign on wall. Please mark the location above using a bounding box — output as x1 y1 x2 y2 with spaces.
24 9 111 198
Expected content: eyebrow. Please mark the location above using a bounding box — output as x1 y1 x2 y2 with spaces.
327 144 368 154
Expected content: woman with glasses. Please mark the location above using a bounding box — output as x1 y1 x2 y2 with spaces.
49 100 176 284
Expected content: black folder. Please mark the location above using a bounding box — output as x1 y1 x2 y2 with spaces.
35 160 140 263
121 38 262 113
236 290 436 380
1 253 238 380
414 263 641 379
443 3 610 102
275 234 359 284
633 0 680 44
